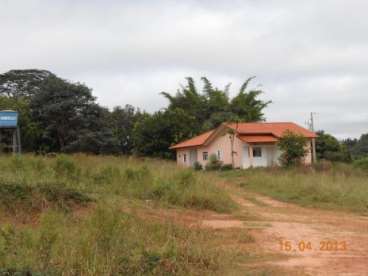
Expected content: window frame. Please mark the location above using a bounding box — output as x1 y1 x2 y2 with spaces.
203 151 208 161
217 150 222 160
183 154 187 162
253 147 262 158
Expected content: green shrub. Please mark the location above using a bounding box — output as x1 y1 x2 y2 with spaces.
93 166 121 184
0 180 91 213
124 166 151 183
54 155 80 180
38 182 92 208
353 157 368 170
221 164 233 171
205 154 223 171
144 170 235 212
278 131 308 167
193 161 203 171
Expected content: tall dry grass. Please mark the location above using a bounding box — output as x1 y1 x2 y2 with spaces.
0 154 238 275
220 164 368 214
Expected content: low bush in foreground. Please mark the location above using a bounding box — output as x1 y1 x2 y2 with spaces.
0 154 235 213
0 180 91 214
220 165 368 214
120 168 235 212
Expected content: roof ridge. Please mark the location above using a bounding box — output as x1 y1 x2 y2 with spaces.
230 121 295 124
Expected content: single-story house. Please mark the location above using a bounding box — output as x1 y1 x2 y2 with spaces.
170 122 317 169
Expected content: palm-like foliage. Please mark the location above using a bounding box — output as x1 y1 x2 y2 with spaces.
161 76 271 131
230 77 271 122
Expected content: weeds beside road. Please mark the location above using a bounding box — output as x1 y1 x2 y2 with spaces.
219 164 368 214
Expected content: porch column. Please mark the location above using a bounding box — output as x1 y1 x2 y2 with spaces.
248 144 253 167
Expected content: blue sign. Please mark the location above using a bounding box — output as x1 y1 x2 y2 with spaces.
0 111 18 128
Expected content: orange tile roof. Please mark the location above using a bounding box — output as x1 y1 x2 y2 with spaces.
227 122 317 138
169 130 214 149
170 122 316 149
238 135 278 143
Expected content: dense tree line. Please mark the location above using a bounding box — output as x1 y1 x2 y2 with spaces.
0 70 271 158
1 69 367 160
315 131 368 162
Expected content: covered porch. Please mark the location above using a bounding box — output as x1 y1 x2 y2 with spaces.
238 135 280 168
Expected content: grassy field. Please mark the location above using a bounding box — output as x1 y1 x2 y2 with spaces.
5 154 364 275
219 163 368 214
0 154 241 275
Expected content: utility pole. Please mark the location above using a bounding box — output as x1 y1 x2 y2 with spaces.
309 112 317 164
310 112 316 131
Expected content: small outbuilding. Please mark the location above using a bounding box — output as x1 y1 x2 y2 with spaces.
170 122 317 169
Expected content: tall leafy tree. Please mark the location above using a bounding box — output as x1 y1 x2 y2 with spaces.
350 134 368 158
161 76 271 135
161 77 207 133
230 77 271 122
0 69 55 98
110 105 143 154
133 108 196 158
30 76 98 152
316 130 351 162
0 96 41 151
63 104 120 154
0 69 272 158
156 76 271 158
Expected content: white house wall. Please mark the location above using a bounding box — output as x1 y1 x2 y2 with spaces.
176 138 314 168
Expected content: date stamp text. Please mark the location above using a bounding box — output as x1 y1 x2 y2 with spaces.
279 240 347 252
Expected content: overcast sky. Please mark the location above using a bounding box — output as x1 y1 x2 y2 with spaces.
1 0 367 138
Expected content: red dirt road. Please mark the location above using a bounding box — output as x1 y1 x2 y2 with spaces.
222 187 368 275
136 184 368 275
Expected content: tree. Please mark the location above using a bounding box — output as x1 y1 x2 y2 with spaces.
350 134 368 158
29 76 99 152
0 96 41 151
201 111 240 131
110 105 143 154
201 77 230 115
315 130 351 162
62 104 120 154
133 109 196 158
161 76 271 136
161 77 207 133
0 69 55 98
342 138 358 153
157 76 271 158
0 69 272 158
230 77 271 122
278 131 308 167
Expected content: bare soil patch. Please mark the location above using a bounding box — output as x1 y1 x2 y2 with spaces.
137 183 368 275
230 186 368 275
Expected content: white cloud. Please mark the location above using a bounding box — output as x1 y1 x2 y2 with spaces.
0 0 367 138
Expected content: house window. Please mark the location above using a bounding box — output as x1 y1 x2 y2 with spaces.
217 150 222 160
253 147 262 157
203 152 208 161
183 154 187 162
